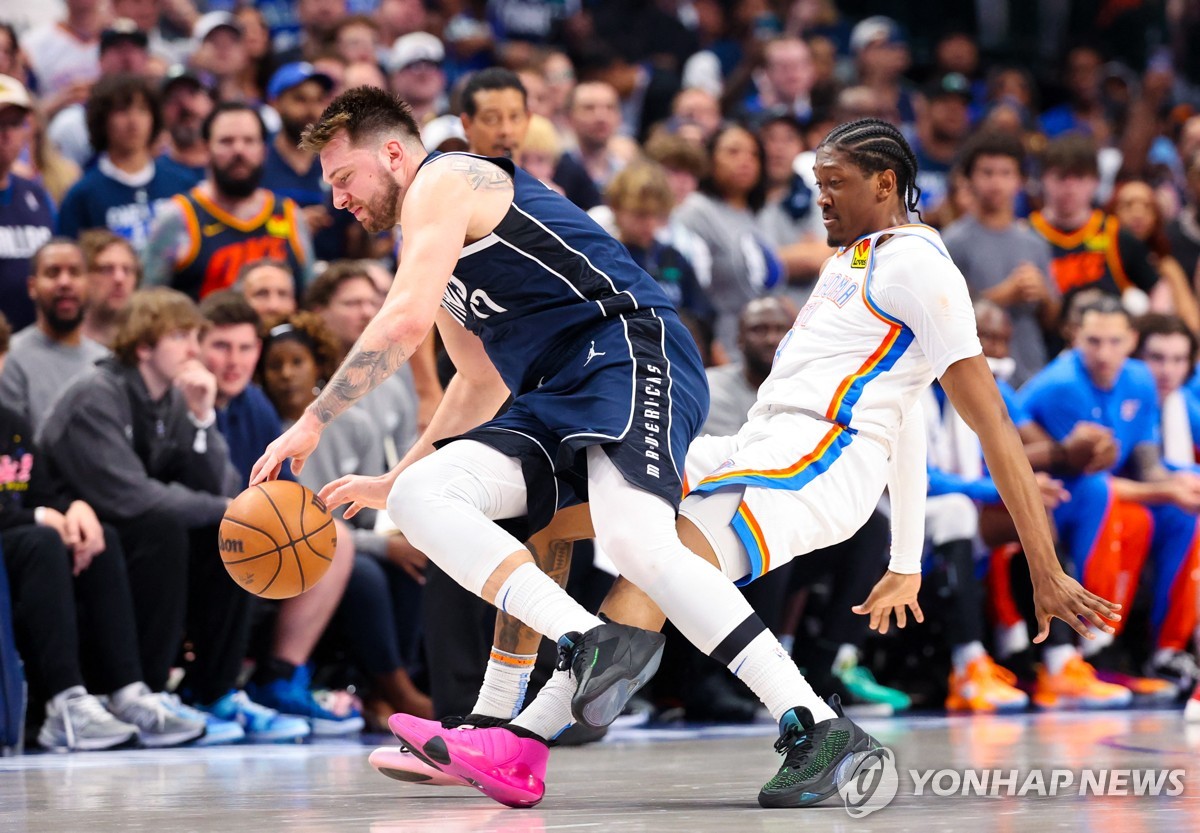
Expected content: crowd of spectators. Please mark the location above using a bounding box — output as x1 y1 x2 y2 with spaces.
6 0 1200 750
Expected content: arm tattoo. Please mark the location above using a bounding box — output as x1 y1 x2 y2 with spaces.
309 340 409 425
449 157 514 191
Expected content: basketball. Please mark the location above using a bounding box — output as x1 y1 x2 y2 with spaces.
219 480 338 599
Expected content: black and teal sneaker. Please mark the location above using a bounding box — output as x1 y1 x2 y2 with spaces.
559 620 666 728
758 695 882 808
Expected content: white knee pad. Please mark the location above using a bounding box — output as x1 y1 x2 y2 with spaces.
386 440 531 596
925 493 979 546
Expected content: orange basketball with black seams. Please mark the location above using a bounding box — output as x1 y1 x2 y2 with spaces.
219 480 337 599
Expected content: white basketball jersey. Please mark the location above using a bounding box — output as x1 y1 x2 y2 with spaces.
750 223 981 448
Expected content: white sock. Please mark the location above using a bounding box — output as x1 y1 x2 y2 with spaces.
472 650 537 719
1044 644 1077 675
510 669 576 741
1080 627 1114 657
495 562 603 641
832 644 859 675
730 631 836 723
995 622 1029 659
111 681 151 709
952 641 987 674
51 685 87 711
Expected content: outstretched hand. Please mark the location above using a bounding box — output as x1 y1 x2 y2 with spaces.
852 571 924 635
1032 569 1121 643
251 415 323 485
320 471 397 520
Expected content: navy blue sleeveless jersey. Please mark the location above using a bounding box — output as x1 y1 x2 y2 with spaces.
427 152 680 394
422 152 710 532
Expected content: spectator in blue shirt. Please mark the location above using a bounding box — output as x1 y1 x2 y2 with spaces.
0 75 54 331
1020 295 1200 691
56 74 195 250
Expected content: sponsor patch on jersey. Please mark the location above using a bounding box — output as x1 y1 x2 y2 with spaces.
266 216 291 238
851 238 871 269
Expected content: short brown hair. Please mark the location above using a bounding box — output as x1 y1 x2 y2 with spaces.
234 258 294 289
0 311 10 358
200 290 262 331
957 129 1026 178
1041 134 1099 178
1135 312 1198 376
644 132 708 179
300 86 421 153
79 228 141 282
606 161 675 216
303 260 376 310
113 288 205 366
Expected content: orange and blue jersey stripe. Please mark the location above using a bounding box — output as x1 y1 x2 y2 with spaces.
825 241 914 426
730 501 769 586
691 423 853 493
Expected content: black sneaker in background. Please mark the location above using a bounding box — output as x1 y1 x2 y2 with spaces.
758 694 882 808
558 622 666 728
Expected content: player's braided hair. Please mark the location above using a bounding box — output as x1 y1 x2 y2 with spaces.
818 118 923 220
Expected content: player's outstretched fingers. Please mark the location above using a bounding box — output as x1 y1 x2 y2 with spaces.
1088 591 1122 621
909 600 925 624
876 608 890 635
318 476 350 508
895 604 907 630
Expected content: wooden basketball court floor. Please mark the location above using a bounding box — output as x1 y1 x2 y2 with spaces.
2 708 1197 832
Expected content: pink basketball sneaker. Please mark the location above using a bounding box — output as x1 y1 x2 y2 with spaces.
388 713 550 808
369 745 469 787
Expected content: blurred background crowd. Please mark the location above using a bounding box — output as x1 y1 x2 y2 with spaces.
4 0 1200 753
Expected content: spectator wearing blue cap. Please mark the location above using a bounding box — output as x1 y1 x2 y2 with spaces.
262 63 353 262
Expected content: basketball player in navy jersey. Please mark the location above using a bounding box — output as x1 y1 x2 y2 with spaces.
251 85 708 728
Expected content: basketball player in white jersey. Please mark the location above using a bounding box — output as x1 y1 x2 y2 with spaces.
328 117 1121 809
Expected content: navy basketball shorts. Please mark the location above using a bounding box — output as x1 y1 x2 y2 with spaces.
444 309 709 539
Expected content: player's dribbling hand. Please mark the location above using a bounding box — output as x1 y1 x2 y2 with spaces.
320 471 398 520
1031 569 1122 643
852 571 924 635
251 413 324 484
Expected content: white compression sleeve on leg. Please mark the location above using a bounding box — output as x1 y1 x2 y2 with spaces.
387 440 531 596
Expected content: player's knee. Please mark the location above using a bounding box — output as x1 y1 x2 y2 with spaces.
926 493 979 545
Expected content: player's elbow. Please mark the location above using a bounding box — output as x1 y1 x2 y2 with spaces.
377 304 435 351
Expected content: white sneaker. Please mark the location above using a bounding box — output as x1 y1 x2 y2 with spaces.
38 687 139 752
108 689 207 748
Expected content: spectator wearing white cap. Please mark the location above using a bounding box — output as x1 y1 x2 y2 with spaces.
849 15 917 136
387 32 448 126
191 12 255 106
0 76 55 333
48 20 153 169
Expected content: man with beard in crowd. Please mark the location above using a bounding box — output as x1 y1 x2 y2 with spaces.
156 67 214 187
144 102 314 300
0 239 109 431
261 63 353 262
